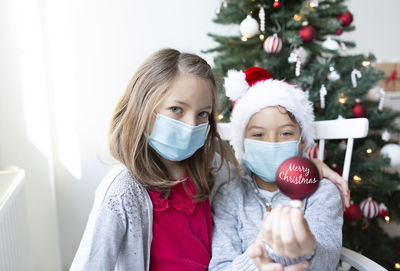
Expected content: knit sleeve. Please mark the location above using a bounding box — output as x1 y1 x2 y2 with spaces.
69 196 127 271
209 183 258 271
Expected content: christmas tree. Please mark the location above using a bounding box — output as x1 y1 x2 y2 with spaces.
205 0 400 268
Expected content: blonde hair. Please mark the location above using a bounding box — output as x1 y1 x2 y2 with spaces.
108 48 238 201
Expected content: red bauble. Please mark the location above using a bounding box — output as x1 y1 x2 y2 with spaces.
360 197 379 218
264 34 282 54
352 100 366 118
276 157 320 200
335 28 343 35
344 203 362 222
273 0 281 9
298 25 315 43
338 11 353 27
378 203 388 218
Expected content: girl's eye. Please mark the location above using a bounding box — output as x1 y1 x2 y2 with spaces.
281 131 293 137
253 133 263 137
170 107 182 113
198 111 210 118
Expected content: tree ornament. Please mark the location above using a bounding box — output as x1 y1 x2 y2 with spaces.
295 56 301 76
339 140 347 150
328 66 340 81
378 87 385 111
264 34 282 54
298 25 315 43
273 0 281 9
310 0 319 8
344 202 362 222
381 144 400 167
335 28 343 35
338 11 353 27
352 99 366 118
320 84 327 109
351 69 362 88
276 157 320 207
322 36 339 51
378 203 388 218
360 197 379 218
382 130 391 142
215 0 228 14
306 144 326 160
259 7 265 33
240 15 260 38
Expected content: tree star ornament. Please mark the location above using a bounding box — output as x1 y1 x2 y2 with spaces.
276 157 320 208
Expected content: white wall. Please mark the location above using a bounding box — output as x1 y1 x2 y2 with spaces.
0 1 399 270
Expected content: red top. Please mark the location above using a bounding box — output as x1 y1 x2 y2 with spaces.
147 176 212 271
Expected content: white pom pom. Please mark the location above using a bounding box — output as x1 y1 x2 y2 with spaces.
224 70 249 101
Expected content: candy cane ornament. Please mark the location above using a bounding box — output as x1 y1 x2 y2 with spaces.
351 69 362 88
320 84 327 109
259 7 265 33
295 56 301 76
378 87 385 111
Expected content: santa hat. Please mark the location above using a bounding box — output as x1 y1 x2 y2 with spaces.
224 66 315 161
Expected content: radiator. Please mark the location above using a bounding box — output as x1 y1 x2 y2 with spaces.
0 167 32 271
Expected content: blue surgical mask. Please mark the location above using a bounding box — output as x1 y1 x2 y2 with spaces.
242 138 300 182
148 114 209 161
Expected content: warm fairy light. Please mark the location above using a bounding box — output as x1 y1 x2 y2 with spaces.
293 14 302 21
241 36 248 42
362 60 371 67
217 114 224 120
259 34 265 40
353 175 362 183
395 262 400 269
385 216 390 223
366 148 373 154
338 93 347 104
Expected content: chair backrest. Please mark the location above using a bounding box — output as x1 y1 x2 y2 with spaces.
314 118 369 181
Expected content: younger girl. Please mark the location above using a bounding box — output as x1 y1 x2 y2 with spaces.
209 67 343 271
70 48 238 270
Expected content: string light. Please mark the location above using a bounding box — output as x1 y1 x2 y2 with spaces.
217 114 224 120
259 34 265 40
338 93 347 104
385 216 390 223
293 14 302 21
362 60 371 67
366 148 373 154
353 175 362 183
395 262 400 269
241 36 248 42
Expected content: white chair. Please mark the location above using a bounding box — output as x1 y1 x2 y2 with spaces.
217 118 387 271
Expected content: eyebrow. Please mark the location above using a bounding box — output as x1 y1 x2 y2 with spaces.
172 100 212 110
279 123 296 129
247 123 296 130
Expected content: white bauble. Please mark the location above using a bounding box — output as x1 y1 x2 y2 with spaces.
240 15 259 38
322 36 340 50
381 144 400 167
381 130 391 142
295 47 310 65
328 70 340 81
365 86 383 102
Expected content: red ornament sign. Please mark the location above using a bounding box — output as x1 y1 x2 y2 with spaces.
276 157 320 200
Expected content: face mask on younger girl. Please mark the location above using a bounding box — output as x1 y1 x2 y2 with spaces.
242 138 300 182
148 114 209 161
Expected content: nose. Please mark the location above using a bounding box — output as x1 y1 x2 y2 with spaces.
182 114 198 127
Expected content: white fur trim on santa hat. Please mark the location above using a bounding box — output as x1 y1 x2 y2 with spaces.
224 70 249 101
229 79 315 161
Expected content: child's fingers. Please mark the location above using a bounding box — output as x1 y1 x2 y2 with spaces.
259 263 284 271
264 208 275 246
272 205 284 255
280 207 301 258
248 243 264 258
290 208 315 255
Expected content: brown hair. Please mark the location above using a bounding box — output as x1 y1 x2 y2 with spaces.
108 48 238 201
